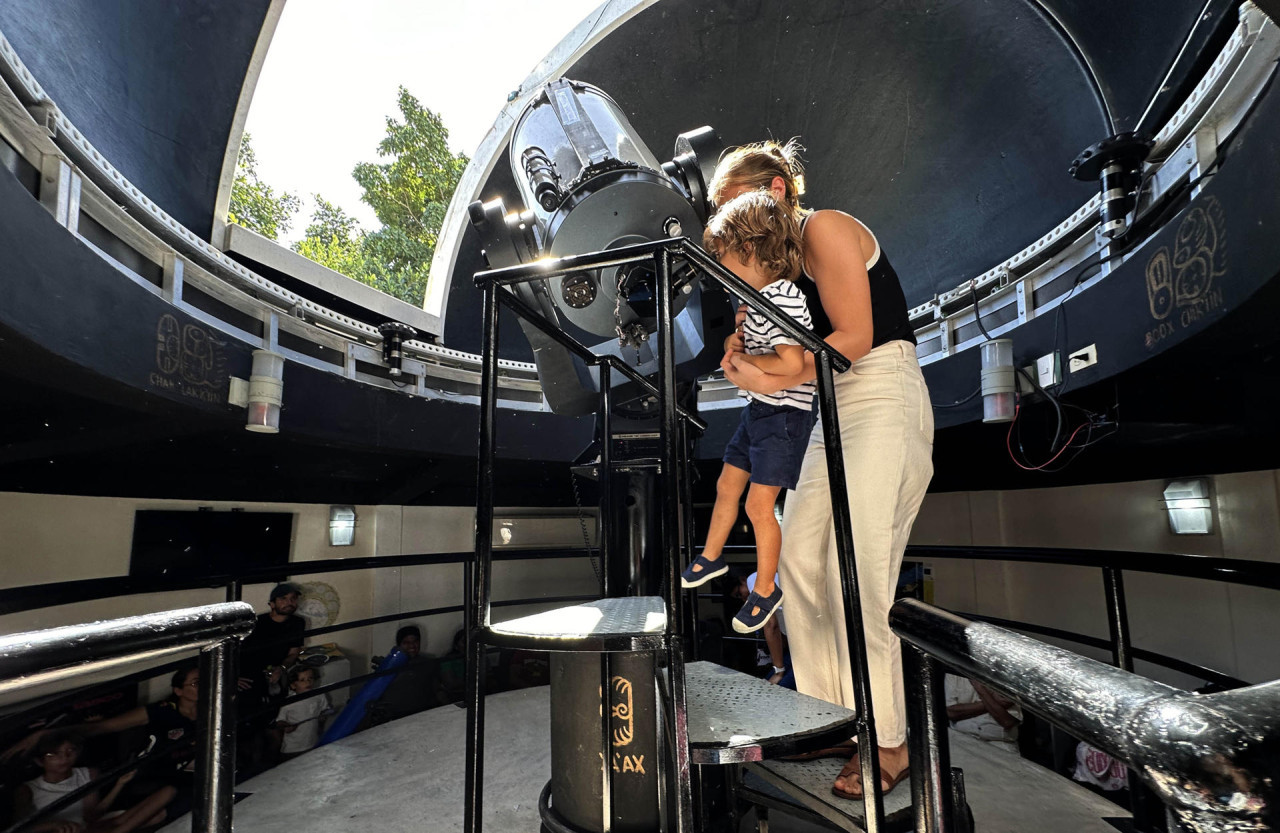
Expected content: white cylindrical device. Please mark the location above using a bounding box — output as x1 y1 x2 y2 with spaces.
980 339 1015 424
246 349 285 433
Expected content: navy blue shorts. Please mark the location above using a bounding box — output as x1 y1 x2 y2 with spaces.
722 401 816 490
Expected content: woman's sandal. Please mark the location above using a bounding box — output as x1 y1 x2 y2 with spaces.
831 757 910 800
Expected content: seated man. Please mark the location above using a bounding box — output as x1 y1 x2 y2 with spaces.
370 625 439 723
944 674 1022 753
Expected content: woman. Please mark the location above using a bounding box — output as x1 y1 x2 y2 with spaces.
713 140 934 799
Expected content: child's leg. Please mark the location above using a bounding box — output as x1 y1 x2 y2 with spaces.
744 482 783 597
104 785 175 833
698 463 751 566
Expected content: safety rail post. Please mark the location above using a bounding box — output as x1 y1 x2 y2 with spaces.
1103 566 1153 832
465 280 500 833
1102 567 1133 671
193 637 239 833
596 356 615 832
657 246 693 833
598 360 613 598
904 644 955 833
814 350 885 833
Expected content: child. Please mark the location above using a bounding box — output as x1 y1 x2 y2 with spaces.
15 729 131 832
681 190 816 633
274 665 332 759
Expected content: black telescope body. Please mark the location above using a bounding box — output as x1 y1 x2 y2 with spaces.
469 78 726 415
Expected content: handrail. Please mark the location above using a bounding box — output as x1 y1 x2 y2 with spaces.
0 592 600 740
0 603 256 833
907 544 1280 590
953 611 1249 690
0 603 254 695
0 546 594 615
889 598 1280 832
472 237 852 373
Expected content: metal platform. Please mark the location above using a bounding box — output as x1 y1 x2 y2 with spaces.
161 686 1134 833
484 596 667 651
685 661 862 764
744 729 1130 833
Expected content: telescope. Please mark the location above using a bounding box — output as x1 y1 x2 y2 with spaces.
468 78 725 415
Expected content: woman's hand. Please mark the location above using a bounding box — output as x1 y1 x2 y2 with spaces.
722 352 790 395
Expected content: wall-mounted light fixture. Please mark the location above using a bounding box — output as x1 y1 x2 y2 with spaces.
329 505 357 546
1162 479 1214 535
980 339 1016 423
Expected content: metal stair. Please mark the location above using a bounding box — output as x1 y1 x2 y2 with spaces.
486 596 668 652
684 661 861 764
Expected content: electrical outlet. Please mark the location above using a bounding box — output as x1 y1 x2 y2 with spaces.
1036 353 1060 388
1069 343 1098 372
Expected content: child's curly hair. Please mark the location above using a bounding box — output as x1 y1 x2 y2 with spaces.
702 191 805 282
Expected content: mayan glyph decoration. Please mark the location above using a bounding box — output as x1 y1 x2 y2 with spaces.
1144 197 1227 348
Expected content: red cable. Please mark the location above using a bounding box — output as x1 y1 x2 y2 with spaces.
1006 403 1092 471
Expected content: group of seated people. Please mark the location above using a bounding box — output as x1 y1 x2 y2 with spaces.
0 616 467 832
3 666 204 833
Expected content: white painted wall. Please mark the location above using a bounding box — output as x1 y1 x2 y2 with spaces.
3 468 1276 707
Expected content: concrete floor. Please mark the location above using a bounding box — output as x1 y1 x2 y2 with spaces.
161 684 1129 832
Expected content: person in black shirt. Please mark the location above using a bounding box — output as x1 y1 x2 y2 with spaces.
237 583 306 770
239 583 306 690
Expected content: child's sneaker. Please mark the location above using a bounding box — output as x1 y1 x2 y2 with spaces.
680 554 728 588
732 585 784 634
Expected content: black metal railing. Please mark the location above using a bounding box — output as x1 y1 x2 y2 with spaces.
469 235 891 832
0 603 256 833
889 599 1280 832
907 544 1280 693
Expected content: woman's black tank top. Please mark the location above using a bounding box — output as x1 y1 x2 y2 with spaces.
796 215 917 348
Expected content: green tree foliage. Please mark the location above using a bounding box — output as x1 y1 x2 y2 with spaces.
233 90 467 307
226 133 300 240
347 87 470 305
293 195 366 277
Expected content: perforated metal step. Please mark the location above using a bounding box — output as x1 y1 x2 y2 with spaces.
483 596 667 652
744 757 915 832
684 661 863 764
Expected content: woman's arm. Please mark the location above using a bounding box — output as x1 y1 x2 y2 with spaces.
803 210 875 364
75 706 150 737
735 343 805 376
1 706 148 763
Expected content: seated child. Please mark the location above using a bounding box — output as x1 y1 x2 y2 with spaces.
274 666 333 759
681 190 816 633
15 729 131 832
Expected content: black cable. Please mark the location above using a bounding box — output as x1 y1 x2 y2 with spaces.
933 386 982 409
